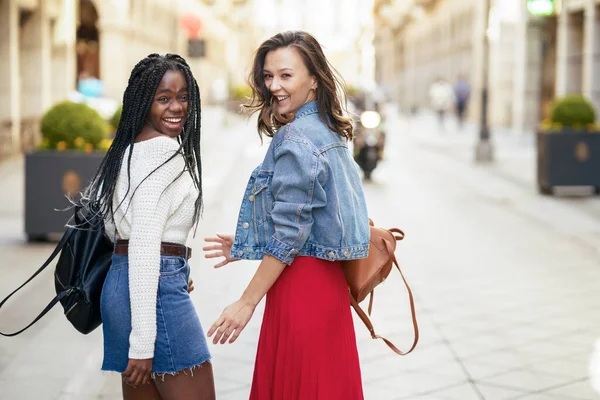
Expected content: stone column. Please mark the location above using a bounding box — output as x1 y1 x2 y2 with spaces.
557 6 585 96
513 1 545 134
582 0 600 113
98 22 131 100
569 11 584 94
51 0 77 104
555 4 569 96
525 22 545 129
20 0 52 149
0 0 20 157
512 0 529 132
469 0 488 127
97 1 131 101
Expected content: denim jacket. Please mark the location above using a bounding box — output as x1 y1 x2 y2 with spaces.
231 101 370 265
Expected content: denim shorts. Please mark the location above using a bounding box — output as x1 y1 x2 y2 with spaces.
100 254 211 374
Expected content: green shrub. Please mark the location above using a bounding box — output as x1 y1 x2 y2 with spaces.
41 101 108 150
550 95 596 128
229 85 252 102
110 105 122 131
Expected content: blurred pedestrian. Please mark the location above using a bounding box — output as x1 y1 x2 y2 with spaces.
429 77 455 130
454 75 471 128
85 53 215 400
203 31 370 400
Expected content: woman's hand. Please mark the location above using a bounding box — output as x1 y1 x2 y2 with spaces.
122 358 153 386
207 299 256 344
202 233 240 268
187 278 194 293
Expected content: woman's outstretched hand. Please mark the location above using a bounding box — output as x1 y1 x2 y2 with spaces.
207 255 286 345
202 233 240 268
207 299 256 344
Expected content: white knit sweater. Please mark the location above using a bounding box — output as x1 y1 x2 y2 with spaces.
104 136 198 359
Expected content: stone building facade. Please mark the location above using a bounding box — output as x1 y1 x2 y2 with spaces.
374 0 600 134
0 0 254 159
556 0 600 115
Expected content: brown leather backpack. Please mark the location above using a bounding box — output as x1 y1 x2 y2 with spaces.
341 220 419 355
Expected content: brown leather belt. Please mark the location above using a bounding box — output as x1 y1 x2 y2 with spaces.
114 240 192 260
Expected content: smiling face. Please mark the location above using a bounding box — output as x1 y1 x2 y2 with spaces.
263 46 317 116
147 69 189 137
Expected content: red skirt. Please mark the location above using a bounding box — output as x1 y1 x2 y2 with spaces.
249 256 364 400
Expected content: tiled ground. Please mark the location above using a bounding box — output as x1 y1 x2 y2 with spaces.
0 108 599 399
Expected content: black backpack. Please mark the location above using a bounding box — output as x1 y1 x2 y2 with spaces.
0 203 113 336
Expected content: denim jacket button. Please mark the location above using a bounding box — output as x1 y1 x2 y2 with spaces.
249 195 255 202
344 250 350 257
242 222 249 229
327 251 335 258
237 250 243 257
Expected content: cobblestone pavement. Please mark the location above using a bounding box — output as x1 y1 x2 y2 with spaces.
1 107 599 399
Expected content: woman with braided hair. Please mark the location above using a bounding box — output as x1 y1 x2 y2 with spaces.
87 54 215 399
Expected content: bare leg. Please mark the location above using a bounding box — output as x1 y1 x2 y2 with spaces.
122 376 162 400
154 360 216 400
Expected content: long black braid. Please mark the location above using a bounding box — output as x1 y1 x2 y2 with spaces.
84 53 203 230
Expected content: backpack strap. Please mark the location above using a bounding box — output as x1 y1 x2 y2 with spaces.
364 227 405 316
0 228 75 337
348 237 419 355
389 227 405 241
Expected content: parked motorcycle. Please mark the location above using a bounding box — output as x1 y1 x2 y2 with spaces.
353 110 385 181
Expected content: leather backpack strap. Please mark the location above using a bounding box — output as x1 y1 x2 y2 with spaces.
349 237 419 356
0 228 75 337
349 292 418 355
366 228 403 316
0 290 71 337
389 227 405 241
385 239 419 354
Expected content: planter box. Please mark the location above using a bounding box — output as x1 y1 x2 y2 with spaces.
25 151 104 241
536 130 600 194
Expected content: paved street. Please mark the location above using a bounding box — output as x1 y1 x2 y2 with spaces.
1 106 600 399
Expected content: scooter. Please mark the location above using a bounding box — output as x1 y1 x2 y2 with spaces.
353 110 385 181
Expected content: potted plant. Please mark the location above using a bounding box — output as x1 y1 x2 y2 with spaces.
25 101 112 241
536 94 600 195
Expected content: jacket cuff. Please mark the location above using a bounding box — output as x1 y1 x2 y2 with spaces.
264 236 300 265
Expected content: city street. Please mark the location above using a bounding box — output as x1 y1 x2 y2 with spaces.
1 107 600 399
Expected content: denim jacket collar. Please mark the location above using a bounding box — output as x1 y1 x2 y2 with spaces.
293 101 319 120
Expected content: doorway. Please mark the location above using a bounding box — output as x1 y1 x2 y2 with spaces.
76 0 100 84
539 15 557 121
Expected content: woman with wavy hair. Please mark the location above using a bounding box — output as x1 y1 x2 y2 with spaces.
88 53 215 400
203 31 369 399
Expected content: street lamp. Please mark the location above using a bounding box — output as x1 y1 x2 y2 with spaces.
475 0 493 162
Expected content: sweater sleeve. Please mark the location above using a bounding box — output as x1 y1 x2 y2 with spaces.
127 138 184 359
